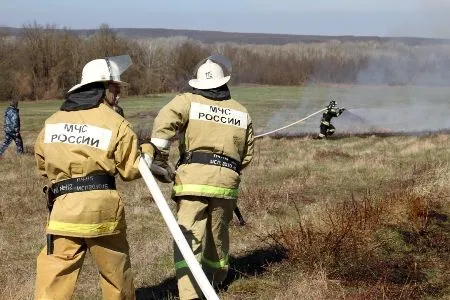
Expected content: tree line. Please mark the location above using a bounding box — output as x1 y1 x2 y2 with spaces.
1 23 450 101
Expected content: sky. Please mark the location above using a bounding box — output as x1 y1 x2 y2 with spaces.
1 0 450 38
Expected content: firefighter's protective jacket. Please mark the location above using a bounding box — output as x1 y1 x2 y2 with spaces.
151 92 254 199
320 107 343 126
35 103 146 238
4 106 20 134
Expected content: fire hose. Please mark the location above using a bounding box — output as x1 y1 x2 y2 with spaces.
138 157 220 300
254 108 326 138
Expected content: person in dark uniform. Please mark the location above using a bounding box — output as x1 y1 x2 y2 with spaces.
317 100 345 139
0 100 24 157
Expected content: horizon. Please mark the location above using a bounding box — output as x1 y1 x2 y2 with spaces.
1 1 450 39
2 25 450 41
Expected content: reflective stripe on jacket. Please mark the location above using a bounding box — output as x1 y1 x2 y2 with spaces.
34 103 142 237
151 93 254 199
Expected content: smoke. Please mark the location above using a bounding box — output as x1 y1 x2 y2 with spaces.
257 85 450 137
335 104 450 133
356 44 450 86
257 2 450 138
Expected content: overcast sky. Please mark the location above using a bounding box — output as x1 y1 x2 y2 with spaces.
1 0 450 38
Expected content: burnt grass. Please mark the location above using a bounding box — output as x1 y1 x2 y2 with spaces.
264 129 450 140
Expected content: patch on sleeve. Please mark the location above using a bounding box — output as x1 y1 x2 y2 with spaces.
189 102 247 129
44 123 112 151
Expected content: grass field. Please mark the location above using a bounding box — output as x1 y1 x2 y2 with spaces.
0 85 449 299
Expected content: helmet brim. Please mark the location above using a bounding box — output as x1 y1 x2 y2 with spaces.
188 76 230 90
67 79 128 93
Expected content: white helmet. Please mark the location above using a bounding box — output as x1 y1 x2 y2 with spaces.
68 55 132 93
189 56 231 90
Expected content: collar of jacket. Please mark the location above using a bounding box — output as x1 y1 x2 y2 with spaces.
190 84 231 101
7 106 18 112
61 82 105 111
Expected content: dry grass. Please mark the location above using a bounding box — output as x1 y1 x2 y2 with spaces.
0 101 448 299
251 135 449 300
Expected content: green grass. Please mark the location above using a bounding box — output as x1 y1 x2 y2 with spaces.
3 84 449 134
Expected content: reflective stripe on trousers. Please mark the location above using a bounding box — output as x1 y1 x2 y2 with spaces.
175 254 229 270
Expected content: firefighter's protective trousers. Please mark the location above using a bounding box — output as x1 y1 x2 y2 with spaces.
34 231 135 300
174 196 236 300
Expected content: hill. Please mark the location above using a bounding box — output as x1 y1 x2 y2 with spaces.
2 26 450 46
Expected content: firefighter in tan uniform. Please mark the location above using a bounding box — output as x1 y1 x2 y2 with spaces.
148 55 254 300
34 56 154 300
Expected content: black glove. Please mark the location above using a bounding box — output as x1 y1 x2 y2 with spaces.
151 151 176 183
339 108 346 114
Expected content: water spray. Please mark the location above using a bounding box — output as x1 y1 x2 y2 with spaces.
254 108 326 138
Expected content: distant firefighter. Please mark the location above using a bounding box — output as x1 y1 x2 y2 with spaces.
0 100 24 157
317 100 345 139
